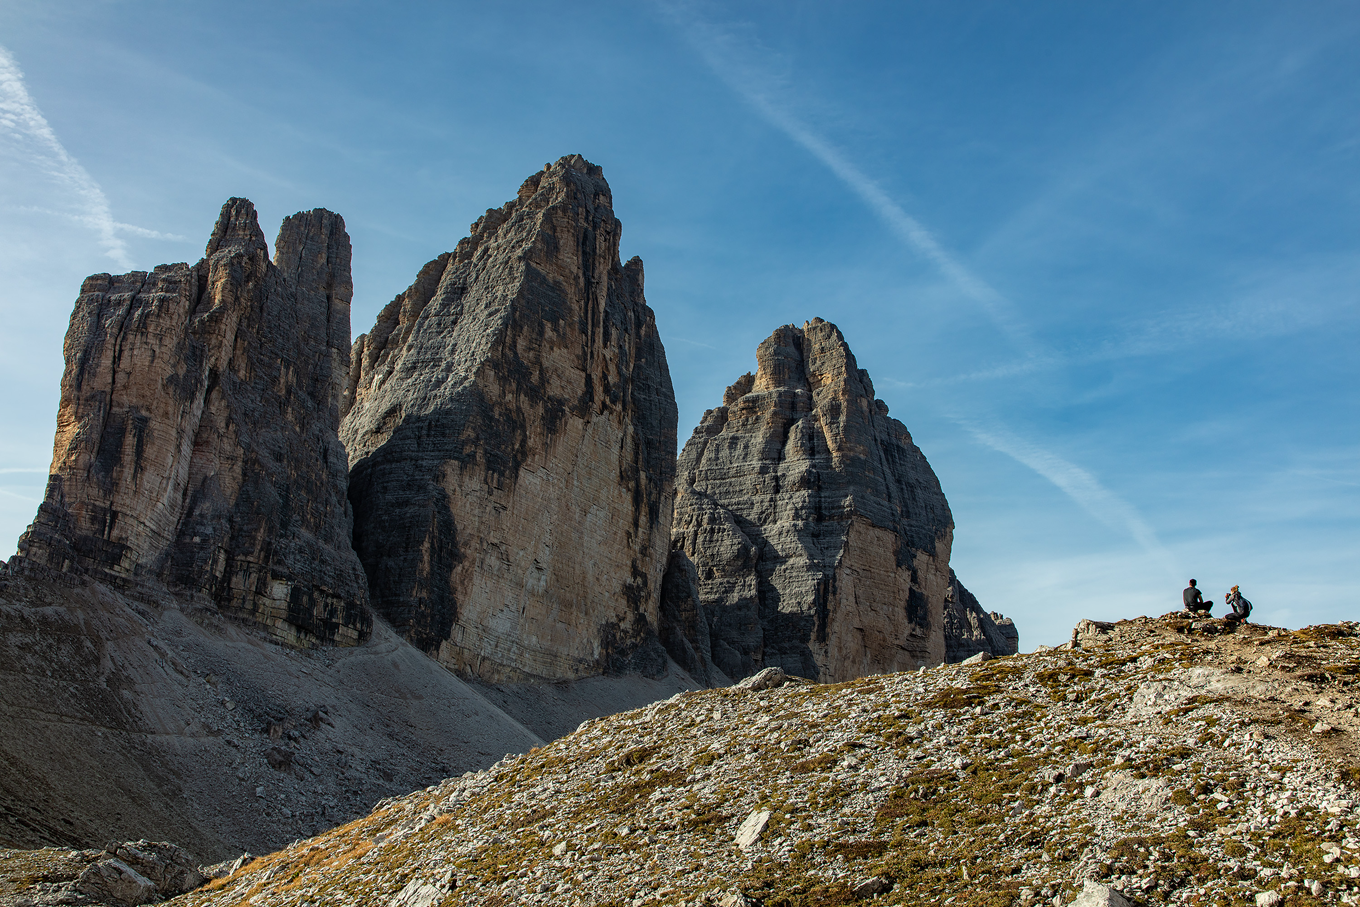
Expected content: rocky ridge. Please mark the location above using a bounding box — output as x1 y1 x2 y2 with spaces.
150 616 1360 907
9 200 369 647
340 154 677 682
944 570 1019 663
669 319 986 682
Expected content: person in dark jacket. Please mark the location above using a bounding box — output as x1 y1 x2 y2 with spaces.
1183 579 1210 614
1225 585 1252 623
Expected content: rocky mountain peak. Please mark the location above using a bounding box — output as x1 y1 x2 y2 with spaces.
340 155 677 682
11 198 370 646
667 318 959 682
204 197 268 257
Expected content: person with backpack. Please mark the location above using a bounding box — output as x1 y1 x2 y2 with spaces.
1225 585 1252 623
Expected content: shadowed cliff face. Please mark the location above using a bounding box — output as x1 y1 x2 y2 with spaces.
341 154 678 682
944 569 1019 663
12 199 371 646
670 318 955 682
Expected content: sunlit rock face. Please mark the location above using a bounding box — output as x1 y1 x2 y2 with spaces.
13 199 371 646
670 318 957 682
341 155 677 682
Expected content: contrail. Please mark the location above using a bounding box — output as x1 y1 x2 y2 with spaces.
0 44 134 269
961 420 1179 578
660 4 1038 354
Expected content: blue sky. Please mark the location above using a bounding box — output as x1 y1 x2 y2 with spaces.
1 1 1356 647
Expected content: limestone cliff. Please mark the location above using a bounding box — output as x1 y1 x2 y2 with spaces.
12 200 370 646
669 319 957 682
341 154 677 682
943 570 1019 662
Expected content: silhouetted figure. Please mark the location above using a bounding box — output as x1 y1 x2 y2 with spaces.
1224 585 1252 623
1183 579 1210 615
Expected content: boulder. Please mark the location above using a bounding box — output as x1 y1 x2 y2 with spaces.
670 319 962 682
105 840 207 896
734 809 771 849
341 155 676 681
76 858 159 906
12 200 370 646
735 666 788 691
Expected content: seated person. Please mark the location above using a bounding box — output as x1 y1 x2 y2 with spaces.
1183 579 1210 614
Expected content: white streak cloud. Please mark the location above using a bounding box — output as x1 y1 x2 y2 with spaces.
660 4 1037 353
0 45 136 269
961 420 1179 578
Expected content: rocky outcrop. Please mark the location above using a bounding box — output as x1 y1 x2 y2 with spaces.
669 319 956 682
75 841 207 906
11 200 370 646
943 570 1019 662
341 155 677 682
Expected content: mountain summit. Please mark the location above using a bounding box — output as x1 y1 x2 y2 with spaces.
667 318 1013 683
340 155 677 682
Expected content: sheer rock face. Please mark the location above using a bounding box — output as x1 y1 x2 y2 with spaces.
12 200 370 646
340 155 677 682
943 570 1019 662
657 550 723 687
670 319 955 682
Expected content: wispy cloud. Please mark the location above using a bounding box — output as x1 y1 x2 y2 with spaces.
960 420 1179 578
0 44 158 270
658 3 1037 355
13 206 189 242
888 255 1360 390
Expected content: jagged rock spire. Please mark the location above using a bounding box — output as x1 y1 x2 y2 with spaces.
668 318 956 681
13 199 371 646
341 155 677 681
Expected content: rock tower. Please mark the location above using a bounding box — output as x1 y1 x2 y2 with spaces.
669 318 959 681
341 155 677 681
13 200 371 645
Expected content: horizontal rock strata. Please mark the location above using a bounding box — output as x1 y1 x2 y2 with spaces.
341 154 677 681
669 318 955 682
12 199 370 645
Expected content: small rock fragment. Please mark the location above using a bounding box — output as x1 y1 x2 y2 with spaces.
852 875 894 898
717 891 757 907
1069 881 1141 907
265 747 294 770
1255 892 1282 907
388 878 445 907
